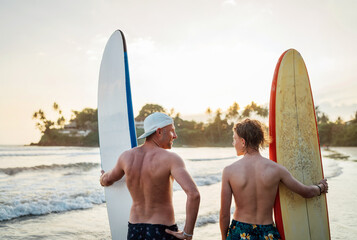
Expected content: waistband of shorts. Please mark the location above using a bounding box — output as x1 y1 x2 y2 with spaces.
128 222 178 230
231 219 276 229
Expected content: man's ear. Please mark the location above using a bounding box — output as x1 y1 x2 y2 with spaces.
156 128 162 135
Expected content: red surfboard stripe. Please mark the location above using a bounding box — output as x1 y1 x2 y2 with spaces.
269 49 288 240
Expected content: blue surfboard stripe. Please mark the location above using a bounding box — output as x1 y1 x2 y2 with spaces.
124 51 138 148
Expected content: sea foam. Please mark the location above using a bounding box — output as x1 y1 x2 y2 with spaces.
0 191 105 221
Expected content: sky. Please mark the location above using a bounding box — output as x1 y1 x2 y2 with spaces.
0 0 356 145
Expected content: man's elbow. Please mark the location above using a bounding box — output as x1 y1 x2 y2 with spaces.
188 189 200 203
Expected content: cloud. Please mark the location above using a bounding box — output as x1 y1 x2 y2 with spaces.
222 0 236 6
37 52 47 56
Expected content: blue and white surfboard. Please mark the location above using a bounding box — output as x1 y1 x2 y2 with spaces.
98 30 137 240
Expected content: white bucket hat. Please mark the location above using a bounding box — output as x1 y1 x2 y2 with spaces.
138 112 174 139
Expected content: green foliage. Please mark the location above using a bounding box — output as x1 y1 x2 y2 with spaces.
37 129 82 146
71 108 98 130
143 104 236 147
317 110 357 146
317 123 333 146
320 113 329 124
33 104 97 146
242 102 268 118
32 102 65 133
136 128 145 146
174 116 209 147
82 131 99 147
226 102 240 121
135 104 166 121
344 124 357 146
33 102 357 147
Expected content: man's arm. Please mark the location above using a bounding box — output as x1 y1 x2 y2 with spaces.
279 165 328 198
220 167 232 240
100 154 125 187
166 154 200 239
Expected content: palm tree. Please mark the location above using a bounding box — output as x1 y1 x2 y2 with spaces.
226 102 240 122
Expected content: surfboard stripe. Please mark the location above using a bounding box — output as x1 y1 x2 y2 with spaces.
123 50 137 149
119 30 137 148
269 49 287 240
124 51 137 148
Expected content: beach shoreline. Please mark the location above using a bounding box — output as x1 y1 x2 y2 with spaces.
1 146 356 239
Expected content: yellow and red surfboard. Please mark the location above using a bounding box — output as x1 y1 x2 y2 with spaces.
269 49 330 240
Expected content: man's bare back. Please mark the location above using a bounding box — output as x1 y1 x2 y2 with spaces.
100 114 200 239
117 143 199 227
223 152 281 225
121 145 179 225
220 119 328 240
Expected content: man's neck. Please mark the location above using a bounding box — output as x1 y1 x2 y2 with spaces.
244 148 260 156
145 138 161 148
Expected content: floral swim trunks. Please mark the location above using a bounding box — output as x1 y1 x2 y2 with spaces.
227 219 281 240
127 222 180 240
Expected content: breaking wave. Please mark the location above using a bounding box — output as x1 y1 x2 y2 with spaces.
0 162 100 176
0 191 105 222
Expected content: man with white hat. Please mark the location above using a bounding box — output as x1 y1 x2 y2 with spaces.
100 112 200 240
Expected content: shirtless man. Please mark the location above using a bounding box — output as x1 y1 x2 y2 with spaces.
100 112 200 240
220 119 328 240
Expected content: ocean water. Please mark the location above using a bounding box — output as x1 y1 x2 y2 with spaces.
0 145 356 239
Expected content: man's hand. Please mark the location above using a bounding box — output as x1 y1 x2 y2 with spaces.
165 229 193 240
319 178 328 194
100 170 106 186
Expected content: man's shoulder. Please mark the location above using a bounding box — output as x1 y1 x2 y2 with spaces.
149 149 184 169
158 149 182 161
261 156 275 164
122 147 136 155
119 146 141 159
260 157 281 168
223 160 242 174
260 157 286 177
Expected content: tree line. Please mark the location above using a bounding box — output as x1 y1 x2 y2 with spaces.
316 107 357 146
32 103 357 147
135 102 268 146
